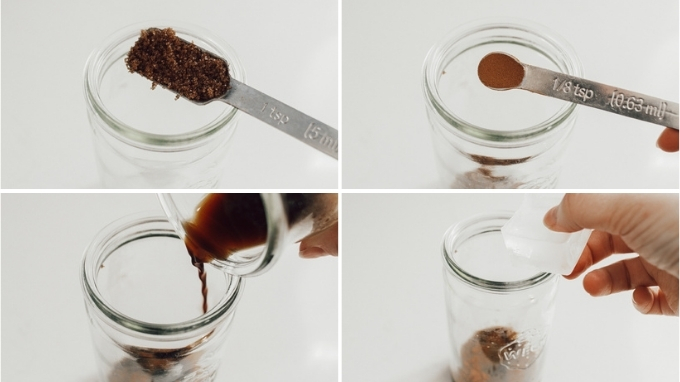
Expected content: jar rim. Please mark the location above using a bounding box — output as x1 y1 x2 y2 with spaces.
423 18 583 144
83 20 246 151
442 210 556 292
81 212 244 339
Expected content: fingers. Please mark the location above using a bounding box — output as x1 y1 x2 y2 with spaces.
544 193 655 238
582 257 656 297
581 257 679 316
632 287 678 316
657 127 679 152
299 246 332 259
299 222 338 258
544 193 628 233
564 231 633 279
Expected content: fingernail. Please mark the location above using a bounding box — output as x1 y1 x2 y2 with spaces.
632 287 653 313
299 247 325 258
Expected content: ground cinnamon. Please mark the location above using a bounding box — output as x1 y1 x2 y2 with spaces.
478 53 525 90
126 28 230 101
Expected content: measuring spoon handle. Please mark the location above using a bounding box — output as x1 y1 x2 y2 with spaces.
219 79 338 159
521 65 679 130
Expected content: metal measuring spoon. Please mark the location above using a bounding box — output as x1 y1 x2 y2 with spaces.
478 52 678 130
127 28 338 159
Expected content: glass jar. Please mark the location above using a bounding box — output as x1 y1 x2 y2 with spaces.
159 193 338 276
81 212 243 381
83 21 245 188
423 19 583 188
441 212 559 382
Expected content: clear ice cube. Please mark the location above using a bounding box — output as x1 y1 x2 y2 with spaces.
501 194 592 275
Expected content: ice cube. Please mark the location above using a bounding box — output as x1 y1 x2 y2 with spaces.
501 194 592 275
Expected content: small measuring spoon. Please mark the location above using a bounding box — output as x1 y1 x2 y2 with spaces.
478 52 679 130
128 28 338 159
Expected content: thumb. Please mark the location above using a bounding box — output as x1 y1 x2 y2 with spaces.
543 194 645 235
299 222 338 258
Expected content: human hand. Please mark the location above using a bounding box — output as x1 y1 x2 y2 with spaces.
543 194 678 316
657 127 678 152
299 222 338 258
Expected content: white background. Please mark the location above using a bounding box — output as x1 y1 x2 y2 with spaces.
342 0 679 189
1 194 338 381
342 193 678 382
1 1 338 189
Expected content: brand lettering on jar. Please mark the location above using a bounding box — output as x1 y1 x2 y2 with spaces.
260 102 290 125
553 77 594 102
499 328 547 369
608 90 666 120
304 123 339 153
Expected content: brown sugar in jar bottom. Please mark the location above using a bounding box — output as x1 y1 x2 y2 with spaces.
108 339 209 382
449 155 531 189
453 326 541 382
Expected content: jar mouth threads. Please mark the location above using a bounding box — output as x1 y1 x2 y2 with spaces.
442 211 556 292
423 18 583 144
84 21 246 151
81 213 243 340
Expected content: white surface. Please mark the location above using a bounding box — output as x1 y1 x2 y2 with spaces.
1 194 338 381
342 0 679 189
1 1 338 189
342 193 678 381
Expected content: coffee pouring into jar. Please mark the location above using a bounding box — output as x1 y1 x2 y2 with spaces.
159 193 338 277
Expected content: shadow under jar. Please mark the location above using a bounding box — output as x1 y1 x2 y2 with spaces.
81 213 243 381
441 212 559 382
84 21 245 188
423 19 582 189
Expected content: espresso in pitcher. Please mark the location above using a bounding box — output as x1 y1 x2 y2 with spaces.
182 193 338 313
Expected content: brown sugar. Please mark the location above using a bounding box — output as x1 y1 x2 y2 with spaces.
453 326 541 382
478 53 525 90
477 327 517 363
125 28 230 102
109 339 208 381
450 154 530 189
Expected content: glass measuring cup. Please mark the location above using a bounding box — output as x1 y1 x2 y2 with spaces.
159 193 338 277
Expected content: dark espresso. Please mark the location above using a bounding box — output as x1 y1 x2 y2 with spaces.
184 193 268 314
107 194 336 379
183 193 337 315
184 194 269 264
